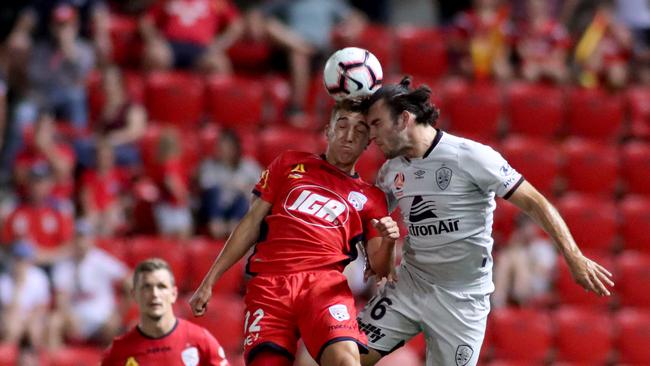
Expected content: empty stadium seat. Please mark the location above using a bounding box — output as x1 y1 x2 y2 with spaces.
556 194 617 253
506 83 565 138
126 236 189 289
205 75 264 130
44 346 103 366
566 87 624 141
333 24 396 74
500 136 560 196
256 127 325 167
555 252 613 308
184 295 246 355
621 142 650 196
445 80 502 140
0 344 18 365
553 306 613 363
561 138 619 196
492 198 520 245
396 27 448 79
95 237 129 264
490 308 552 363
145 72 204 126
616 309 650 364
264 75 291 126
616 252 650 308
487 361 530 366
108 13 141 67
627 86 650 138
355 144 386 183
619 196 650 253
185 238 245 295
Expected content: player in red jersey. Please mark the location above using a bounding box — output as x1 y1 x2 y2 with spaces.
102 258 229 366
189 99 400 366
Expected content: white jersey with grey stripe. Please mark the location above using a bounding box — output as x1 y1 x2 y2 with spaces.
377 130 523 293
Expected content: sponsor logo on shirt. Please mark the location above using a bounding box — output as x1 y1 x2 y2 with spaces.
409 195 438 222
357 318 387 343
284 185 350 228
125 357 139 366
181 347 199 366
328 304 350 321
414 169 426 179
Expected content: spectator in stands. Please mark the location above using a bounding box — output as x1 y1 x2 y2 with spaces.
80 139 126 236
14 111 76 204
14 4 95 131
515 0 571 83
0 62 8 186
261 0 367 123
139 0 244 74
2 164 74 266
76 65 146 169
198 129 261 239
451 0 514 81
573 0 632 89
492 214 557 308
0 240 50 348
48 220 130 349
153 128 192 239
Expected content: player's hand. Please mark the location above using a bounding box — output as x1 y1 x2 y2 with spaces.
371 217 400 240
188 284 212 317
566 253 614 296
364 266 398 284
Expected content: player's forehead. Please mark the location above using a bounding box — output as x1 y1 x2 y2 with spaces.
136 269 173 287
333 109 368 128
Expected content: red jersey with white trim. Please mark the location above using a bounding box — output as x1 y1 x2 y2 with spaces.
101 318 228 366
249 151 388 274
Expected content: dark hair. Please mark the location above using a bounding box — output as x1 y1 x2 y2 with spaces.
133 258 175 287
219 128 243 166
364 76 440 126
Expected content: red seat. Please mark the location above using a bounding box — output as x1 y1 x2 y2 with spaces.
617 252 650 308
619 196 650 253
627 86 650 138
0 344 18 365
445 80 502 140
492 199 520 245
185 295 245 355
126 236 189 289
87 70 145 126
621 142 650 196
556 194 617 253
555 252 613 308
95 237 129 264
500 136 560 196
264 75 291 126
145 72 204 127
44 346 103 366
616 309 650 364
553 306 613 363
566 87 624 141
506 83 565 138
108 13 141 67
333 24 396 74
396 27 448 80
488 361 530 366
256 127 324 168
355 144 385 183
490 308 552 363
561 138 619 196
185 238 245 295
205 75 264 130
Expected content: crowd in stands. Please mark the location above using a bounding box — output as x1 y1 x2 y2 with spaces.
0 0 649 365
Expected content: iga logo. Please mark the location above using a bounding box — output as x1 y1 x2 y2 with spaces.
285 185 350 228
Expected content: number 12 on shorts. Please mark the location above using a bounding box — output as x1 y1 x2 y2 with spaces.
244 308 265 334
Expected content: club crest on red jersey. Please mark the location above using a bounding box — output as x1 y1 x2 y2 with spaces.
284 185 350 228
181 346 199 366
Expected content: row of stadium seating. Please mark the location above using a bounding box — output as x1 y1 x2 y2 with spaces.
86 70 650 141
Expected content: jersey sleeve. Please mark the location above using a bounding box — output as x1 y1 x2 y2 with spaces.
100 343 118 366
252 153 288 204
459 141 524 199
375 162 398 213
201 328 229 366
361 188 389 240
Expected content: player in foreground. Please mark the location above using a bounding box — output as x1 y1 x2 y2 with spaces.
357 77 615 366
102 258 229 365
189 99 400 366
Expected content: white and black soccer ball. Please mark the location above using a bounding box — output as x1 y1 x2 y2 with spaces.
323 47 383 101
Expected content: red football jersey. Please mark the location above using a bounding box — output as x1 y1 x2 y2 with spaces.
101 318 229 366
248 151 388 274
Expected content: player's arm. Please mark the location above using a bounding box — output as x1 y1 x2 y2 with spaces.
507 180 614 296
365 217 400 280
189 197 271 316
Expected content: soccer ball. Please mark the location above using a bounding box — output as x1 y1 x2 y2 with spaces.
323 47 383 101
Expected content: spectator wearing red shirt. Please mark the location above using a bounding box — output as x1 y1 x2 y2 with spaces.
102 258 229 366
139 0 244 73
515 0 571 83
152 129 192 239
80 140 125 236
2 164 73 265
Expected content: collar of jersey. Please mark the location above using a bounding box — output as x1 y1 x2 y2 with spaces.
136 318 179 340
404 129 443 163
319 153 360 179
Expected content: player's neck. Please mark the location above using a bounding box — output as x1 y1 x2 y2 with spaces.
324 153 356 176
406 125 437 159
138 314 177 338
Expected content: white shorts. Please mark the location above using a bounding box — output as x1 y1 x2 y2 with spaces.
357 264 490 366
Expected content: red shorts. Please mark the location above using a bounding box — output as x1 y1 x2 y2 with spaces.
242 270 367 364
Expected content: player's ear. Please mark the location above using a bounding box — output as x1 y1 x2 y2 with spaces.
398 110 410 129
171 285 178 303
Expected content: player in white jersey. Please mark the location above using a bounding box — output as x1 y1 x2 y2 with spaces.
357 77 614 366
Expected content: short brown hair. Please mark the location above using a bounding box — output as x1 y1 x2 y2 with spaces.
133 258 175 287
330 98 366 122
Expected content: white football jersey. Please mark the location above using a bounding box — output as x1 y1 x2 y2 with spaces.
377 131 523 292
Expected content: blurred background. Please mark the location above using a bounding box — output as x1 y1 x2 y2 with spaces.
0 0 649 365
